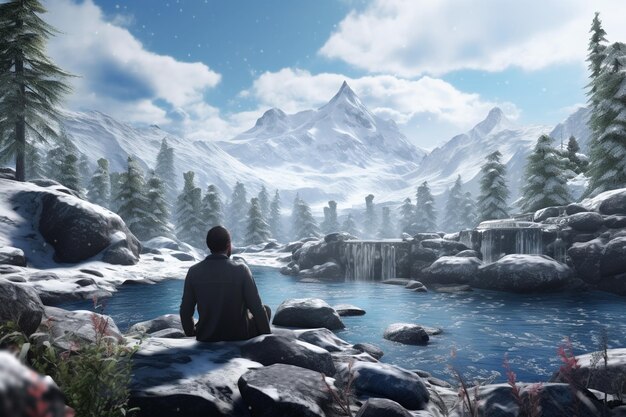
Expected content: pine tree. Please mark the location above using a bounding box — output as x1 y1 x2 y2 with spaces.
269 190 282 241
175 171 204 247
58 152 80 192
565 136 587 174
363 194 378 238
0 0 72 181
154 138 177 206
321 200 340 234
88 158 111 208
587 13 608 93
459 191 477 230
246 197 271 245
378 207 394 238
201 184 224 229
292 198 319 240
341 214 358 237
586 42 626 195
116 157 149 239
415 181 437 232
24 142 44 180
398 197 415 235
227 182 248 243
78 153 90 188
477 150 510 222
109 172 122 212
443 175 464 232
520 135 571 212
45 146 66 182
142 170 171 239
257 186 270 220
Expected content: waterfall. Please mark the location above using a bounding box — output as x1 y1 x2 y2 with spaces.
515 228 543 257
345 241 397 281
479 227 544 264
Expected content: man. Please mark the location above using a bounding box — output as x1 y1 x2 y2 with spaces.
179 226 271 342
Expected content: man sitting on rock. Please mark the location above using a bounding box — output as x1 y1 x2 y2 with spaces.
180 226 271 342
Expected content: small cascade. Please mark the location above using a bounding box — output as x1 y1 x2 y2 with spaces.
514 228 543 257
479 227 543 264
344 241 397 281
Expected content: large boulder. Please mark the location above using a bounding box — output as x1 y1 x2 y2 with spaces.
355 398 413 417
297 240 344 270
474 255 573 292
238 363 335 417
565 203 589 215
566 212 605 233
102 239 139 265
383 323 430 345
604 215 626 229
0 280 44 335
534 206 561 222
600 237 626 277
127 314 183 335
567 238 605 283
34 189 140 263
273 298 345 330
240 334 336 375
345 361 430 410
332 304 366 316
295 328 352 353
0 246 26 266
598 188 626 215
420 256 482 285
298 261 342 279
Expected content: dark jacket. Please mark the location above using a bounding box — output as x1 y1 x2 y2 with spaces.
179 254 271 342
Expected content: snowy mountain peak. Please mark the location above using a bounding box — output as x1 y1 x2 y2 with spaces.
322 81 361 109
255 108 287 127
471 107 516 137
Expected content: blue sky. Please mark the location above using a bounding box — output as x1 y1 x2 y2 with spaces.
43 0 626 149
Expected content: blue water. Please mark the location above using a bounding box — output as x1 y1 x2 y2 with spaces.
57 266 626 384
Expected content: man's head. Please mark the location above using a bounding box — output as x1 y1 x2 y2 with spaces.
206 226 231 255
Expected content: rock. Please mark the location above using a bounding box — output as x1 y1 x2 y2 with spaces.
604 215 626 228
420 256 482 285
170 251 195 261
550 348 626 396
0 280 44 335
454 249 483 260
0 167 15 180
567 212 605 232
353 343 384 360
410 260 433 279
427 376 452 388
383 323 430 345
381 278 411 286
420 239 468 253
597 273 626 296
74 276 96 287
572 233 597 243
128 314 183 335
0 265 23 275
102 241 139 265
412 286 428 293
297 239 344 270
567 238 605 283
0 351 67 417
413 233 441 242
333 303 366 316
143 236 180 250
148 328 186 338
27 271 59 281
153 256 164 262
355 398 413 417
474 255 573 292
0 246 26 266
600 237 626 277
39 306 123 350
273 298 345 330
241 334 336 375
432 284 473 293
238 363 335 417
36 189 140 263
79 268 104 277
534 206 561 222
5 275 26 283
299 261 342 278
295 328 351 353
263 241 280 250
346 361 430 410
405 280 426 290
140 246 161 254
566 203 589 215
598 188 626 215
324 232 356 243
411 246 438 262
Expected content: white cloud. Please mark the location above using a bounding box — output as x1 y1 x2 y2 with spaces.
243 68 519 136
320 0 626 76
44 0 222 134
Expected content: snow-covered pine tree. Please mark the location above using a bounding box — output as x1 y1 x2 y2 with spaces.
321 200 340 234
292 198 319 240
363 194 378 238
45 146 66 182
58 152 81 193
78 154 90 189
586 42 626 195
398 197 415 235
227 181 248 243
269 190 282 240
443 175 464 232
341 214 358 237
175 171 204 247
116 157 149 239
87 158 111 208
477 150 510 222
201 184 224 230
154 138 177 206
520 135 571 212
415 181 437 232
378 207 394 238
257 186 270 220
565 136 587 174
587 13 608 98
142 170 171 239
246 197 271 245
24 142 44 180
109 172 122 212
460 191 477 230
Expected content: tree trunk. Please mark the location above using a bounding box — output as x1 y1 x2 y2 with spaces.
15 16 26 181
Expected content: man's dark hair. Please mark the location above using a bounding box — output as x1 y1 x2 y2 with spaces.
206 226 231 253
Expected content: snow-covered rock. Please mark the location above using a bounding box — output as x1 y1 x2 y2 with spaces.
127 314 183 336
355 398 413 417
420 256 482 284
0 280 44 335
567 238 605 283
272 298 345 330
298 261 342 279
383 323 430 345
295 328 352 353
332 303 366 317
600 237 626 277
0 246 26 267
566 212 605 232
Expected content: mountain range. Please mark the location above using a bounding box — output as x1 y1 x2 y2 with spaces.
59 82 591 211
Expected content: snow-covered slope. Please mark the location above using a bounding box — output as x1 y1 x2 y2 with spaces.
549 107 591 153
